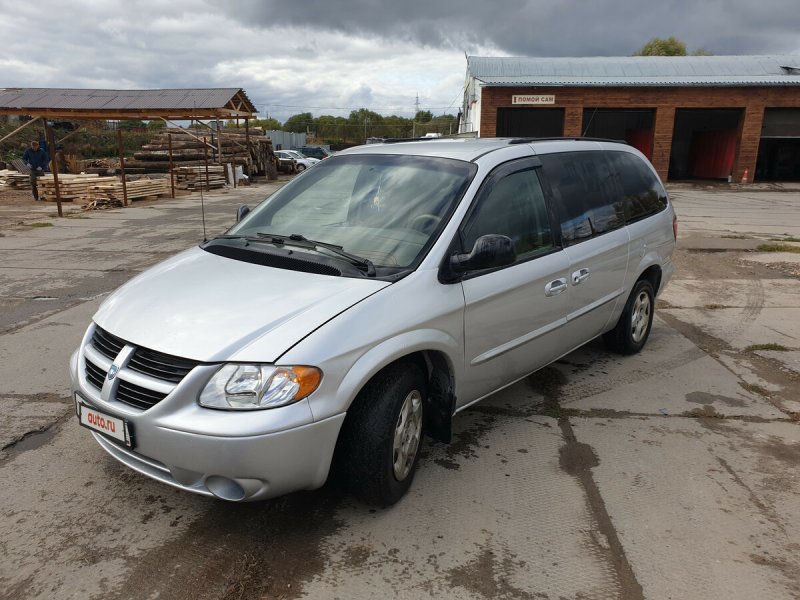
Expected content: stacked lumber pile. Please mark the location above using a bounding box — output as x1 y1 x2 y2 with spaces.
39 174 117 202
90 178 170 201
0 169 31 189
172 165 226 190
125 128 279 180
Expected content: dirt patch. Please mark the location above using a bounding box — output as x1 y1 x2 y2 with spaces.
446 543 541 600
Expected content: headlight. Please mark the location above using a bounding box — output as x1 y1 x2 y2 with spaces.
199 364 322 410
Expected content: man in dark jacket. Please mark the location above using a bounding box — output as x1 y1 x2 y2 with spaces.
23 141 49 201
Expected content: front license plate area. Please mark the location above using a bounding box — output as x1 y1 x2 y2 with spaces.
76 396 134 449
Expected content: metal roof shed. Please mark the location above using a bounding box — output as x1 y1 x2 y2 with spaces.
0 88 258 215
0 88 257 120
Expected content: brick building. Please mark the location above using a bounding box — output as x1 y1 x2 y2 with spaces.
460 55 800 182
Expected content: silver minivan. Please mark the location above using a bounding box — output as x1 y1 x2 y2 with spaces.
69 138 676 505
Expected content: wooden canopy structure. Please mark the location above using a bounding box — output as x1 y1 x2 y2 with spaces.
0 88 257 120
0 88 260 216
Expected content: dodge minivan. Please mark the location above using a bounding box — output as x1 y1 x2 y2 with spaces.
69 138 675 506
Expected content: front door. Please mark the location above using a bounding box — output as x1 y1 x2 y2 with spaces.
458 158 571 406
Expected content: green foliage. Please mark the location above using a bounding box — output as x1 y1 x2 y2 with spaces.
283 112 314 133
634 37 688 56
147 120 166 129
251 117 282 130
414 110 433 123
278 108 459 144
119 120 146 130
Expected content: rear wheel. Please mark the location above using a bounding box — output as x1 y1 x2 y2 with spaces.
337 363 426 506
297 163 306 172
604 279 655 355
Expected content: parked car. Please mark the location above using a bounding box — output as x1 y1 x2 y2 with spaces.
281 149 320 164
293 145 331 160
275 150 317 171
70 138 675 506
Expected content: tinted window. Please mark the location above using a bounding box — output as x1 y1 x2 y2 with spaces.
462 167 553 260
608 152 668 222
539 152 624 245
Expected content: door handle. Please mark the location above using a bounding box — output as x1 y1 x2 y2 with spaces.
545 278 568 296
571 268 590 285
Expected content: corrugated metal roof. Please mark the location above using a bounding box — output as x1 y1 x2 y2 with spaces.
0 88 256 113
467 55 800 86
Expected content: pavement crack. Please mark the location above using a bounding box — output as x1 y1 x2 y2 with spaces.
0 409 72 461
557 419 644 600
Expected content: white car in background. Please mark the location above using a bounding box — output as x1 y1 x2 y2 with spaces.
275 150 318 171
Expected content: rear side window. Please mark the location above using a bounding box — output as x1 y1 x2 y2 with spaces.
608 152 668 223
539 152 624 246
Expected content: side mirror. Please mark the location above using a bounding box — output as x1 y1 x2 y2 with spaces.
236 204 250 223
450 234 516 273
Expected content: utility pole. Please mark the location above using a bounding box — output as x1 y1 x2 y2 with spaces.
413 94 420 138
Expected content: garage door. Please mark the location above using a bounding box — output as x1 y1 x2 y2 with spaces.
496 108 564 137
756 109 800 181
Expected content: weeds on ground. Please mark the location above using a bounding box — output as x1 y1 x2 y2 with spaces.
756 243 800 253
704 304 729 310
721 234 751 239
28 222 53 227
769 236 800 243
745 343 789 352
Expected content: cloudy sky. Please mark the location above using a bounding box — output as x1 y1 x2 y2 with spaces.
2 0 799 122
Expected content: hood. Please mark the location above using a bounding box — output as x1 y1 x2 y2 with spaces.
94 247 389 363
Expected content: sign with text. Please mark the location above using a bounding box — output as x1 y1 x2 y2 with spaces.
512 94 556 105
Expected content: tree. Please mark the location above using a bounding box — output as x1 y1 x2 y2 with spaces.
252 117 282 130
283 112 315 133
633 37 688 56
146 120 166 130
414 110 433 123
119 119 146 130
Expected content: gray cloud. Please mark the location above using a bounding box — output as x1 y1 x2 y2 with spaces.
217 0 800 56
1 0 799 125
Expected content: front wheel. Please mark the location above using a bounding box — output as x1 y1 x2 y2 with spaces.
296 163 306 172
336 363 427 506
603 279 655 355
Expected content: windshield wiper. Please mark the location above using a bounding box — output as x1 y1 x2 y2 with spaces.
258 233 377 277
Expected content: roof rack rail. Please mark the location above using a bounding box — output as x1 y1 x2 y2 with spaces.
380 137 447 144
508 137 626 145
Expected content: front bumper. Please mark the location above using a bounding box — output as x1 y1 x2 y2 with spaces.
70 348 345 502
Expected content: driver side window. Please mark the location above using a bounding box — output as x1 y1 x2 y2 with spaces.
462 167 553 260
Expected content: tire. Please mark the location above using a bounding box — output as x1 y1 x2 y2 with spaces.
603 279 655 355
336 363 427 506
297 164 306 172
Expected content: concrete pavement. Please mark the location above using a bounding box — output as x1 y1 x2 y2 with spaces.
0 182 798 599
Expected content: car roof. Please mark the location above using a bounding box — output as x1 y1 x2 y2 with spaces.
336 137 632 162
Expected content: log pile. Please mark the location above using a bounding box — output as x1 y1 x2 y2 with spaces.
90 178 171 201
0 169 31 189
124 128 279 180
172 165 226 190
39 174 118 202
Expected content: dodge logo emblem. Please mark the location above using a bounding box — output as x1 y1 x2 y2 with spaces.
107 365 119 381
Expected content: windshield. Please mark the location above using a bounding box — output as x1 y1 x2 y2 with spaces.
229 153 477 273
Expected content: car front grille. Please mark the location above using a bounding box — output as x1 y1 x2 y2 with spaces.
84 326 200 411
116 380 168 410
85 359 106 390
92 326 125 360
128 347 198 383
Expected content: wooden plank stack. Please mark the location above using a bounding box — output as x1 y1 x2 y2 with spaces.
172 165 226 190
0 169 31 189
90 178 171 201
39 174 118 202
